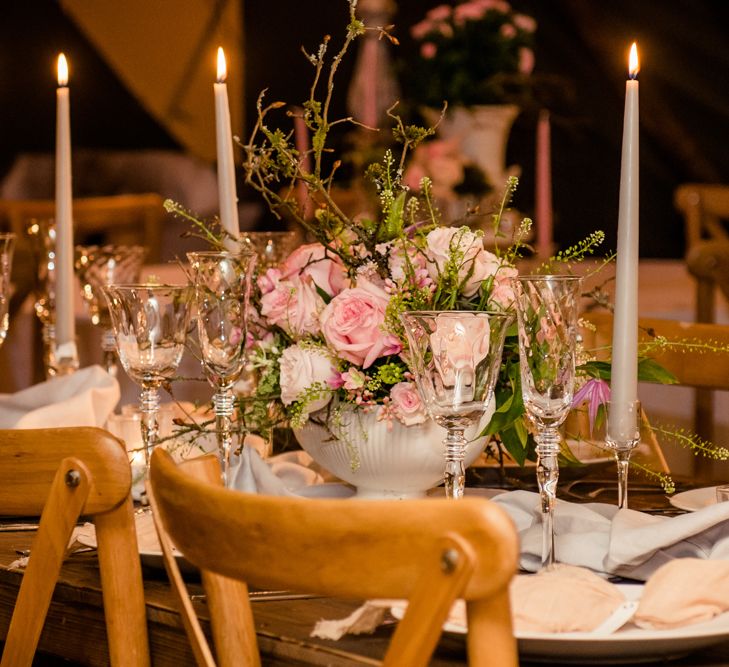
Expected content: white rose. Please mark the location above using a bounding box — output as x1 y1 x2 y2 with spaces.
279 344 337 415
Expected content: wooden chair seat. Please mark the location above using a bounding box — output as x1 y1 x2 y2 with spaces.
0 427 149 667
149 450 519 667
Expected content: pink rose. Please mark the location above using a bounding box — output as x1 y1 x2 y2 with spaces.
282 243 348 297
425 227 499 297
488 263 518 309
411 19 436 40
390 382 428 426
320 280 402 368
260 275 323 338
429 315 492 387
279 344 337 415
385 239 430 286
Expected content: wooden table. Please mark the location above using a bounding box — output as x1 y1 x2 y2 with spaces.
2 484 729 666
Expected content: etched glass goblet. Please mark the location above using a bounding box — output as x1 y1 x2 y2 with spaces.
187 251 256 485
512 274 582 568
400 310 512 499
103 284 193 472
75 244 146 376
0 233 16 349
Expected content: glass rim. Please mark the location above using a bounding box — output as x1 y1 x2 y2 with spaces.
512 274 583 282
187 249 255 258
400 309 512 318
102 283 191 292
75 243 146 253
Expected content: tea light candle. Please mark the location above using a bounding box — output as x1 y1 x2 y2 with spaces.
55 53 76 349
608 43 640 442
214 46 240 251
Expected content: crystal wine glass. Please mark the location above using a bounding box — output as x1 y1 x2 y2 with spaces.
0 233 16 348
400 310 512 499
26 219 56 375
75 244 146 376
187 251 256 485
103 284 193 474
512 274 582 568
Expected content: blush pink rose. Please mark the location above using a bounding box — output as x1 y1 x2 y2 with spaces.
390 382 428 426
425 227 499 296
429 315 492 387
260 275 323 338
320 280 402 368
282 243 348 297
279 344 337 414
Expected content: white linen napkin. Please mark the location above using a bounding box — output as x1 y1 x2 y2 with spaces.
228 444 325 495
0 365 119 429
491 490 729 580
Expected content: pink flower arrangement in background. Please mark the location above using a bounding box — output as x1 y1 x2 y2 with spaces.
407 0 537 107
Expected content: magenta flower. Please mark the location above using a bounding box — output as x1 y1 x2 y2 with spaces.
572 378 611 433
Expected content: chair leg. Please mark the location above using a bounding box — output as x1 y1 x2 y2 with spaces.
1 458 90 667
466 589 518 667
95 496 150 667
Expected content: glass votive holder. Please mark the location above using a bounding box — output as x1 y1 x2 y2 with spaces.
716 485 729 503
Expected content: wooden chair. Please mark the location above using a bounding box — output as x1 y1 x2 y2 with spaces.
0 193 166 262
0 427 149 667
582 311 729 477
675 184 729 446
148 449 519 667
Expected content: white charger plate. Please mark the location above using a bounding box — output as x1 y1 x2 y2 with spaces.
391 584 729 664
669 487 719 512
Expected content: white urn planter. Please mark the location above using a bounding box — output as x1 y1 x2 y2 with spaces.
294 405 493 499
433 103 520 190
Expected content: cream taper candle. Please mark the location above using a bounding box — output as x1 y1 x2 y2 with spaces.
55 53 76 349
608 43 640 442
214 46 240 251
535 109 553 258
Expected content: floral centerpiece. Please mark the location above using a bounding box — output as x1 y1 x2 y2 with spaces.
164 0 724 495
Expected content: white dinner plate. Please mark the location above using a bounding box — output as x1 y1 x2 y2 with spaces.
669 486 719 512
391 584 729 664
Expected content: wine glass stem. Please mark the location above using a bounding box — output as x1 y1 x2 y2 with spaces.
213 388 236 487
101 328 118 377
535 425 560 569
444 427 467 500
615 449 632 509
139 386 160 471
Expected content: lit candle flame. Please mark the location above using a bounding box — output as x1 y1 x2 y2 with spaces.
628 43 639 79
217 47 227 83
57 53 69 87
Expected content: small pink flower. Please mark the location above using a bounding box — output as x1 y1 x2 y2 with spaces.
426 5 452 21
320 279 402 368
519 47 535 75
513 13 537 32
390 382 428 426
411 19 436 40
454 2 486 25
420 42 437 59
500 23 516 39
341 367 367 390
